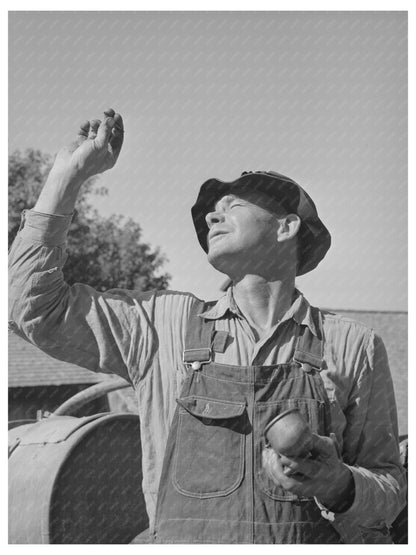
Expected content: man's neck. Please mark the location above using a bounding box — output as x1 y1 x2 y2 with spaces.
231 275 296 341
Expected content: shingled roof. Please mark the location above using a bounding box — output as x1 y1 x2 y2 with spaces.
8 332 108 387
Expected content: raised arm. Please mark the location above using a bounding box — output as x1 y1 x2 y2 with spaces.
8 109 157 385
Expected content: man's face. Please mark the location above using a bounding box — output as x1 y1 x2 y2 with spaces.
206 191 284 275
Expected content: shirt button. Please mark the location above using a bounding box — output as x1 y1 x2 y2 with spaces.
191 361 202 370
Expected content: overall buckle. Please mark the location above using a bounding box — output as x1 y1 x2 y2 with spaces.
182 348 212 370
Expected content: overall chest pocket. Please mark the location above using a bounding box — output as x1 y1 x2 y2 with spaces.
173 396 248 498
256 398 328 502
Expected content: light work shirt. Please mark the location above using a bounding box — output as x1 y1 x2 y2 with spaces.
8 210 406 542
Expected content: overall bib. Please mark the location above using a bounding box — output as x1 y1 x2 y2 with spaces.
154 301 341 544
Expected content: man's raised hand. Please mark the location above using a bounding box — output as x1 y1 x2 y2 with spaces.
50 108 124 185
35 109 124 215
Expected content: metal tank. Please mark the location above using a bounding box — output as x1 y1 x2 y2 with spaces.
8 378 148 544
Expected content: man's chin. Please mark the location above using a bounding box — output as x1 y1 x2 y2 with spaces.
207 249 222 264
207 249 229 273
207 250 243 277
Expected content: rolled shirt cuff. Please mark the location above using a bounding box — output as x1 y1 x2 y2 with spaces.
312 467 363 543
18 209 75 247
326 465 395 543
332 466 365 522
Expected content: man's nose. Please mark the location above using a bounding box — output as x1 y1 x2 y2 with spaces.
205 210 225 228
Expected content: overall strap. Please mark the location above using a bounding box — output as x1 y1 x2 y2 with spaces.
293 307 324 371
183 300 216 367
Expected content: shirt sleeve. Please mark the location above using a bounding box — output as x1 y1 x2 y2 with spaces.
8 209 162 385
333 329 407 542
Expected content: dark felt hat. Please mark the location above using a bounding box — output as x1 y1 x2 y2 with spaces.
191 170 331 276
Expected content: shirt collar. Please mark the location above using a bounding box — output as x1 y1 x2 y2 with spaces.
200 287 243 320
200 286 319 337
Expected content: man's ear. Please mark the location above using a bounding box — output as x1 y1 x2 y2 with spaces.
276 214 301 243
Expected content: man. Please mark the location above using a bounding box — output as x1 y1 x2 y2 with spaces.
8 109 406 544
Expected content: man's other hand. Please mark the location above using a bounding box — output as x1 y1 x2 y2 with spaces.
49 108 124 185
262 433 355 512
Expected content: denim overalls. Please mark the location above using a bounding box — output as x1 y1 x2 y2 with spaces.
154 301 341 543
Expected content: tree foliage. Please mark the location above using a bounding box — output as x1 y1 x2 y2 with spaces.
8 148 170 292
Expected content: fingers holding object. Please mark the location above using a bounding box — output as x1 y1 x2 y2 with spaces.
278 454 310 477
280 456 301 477
103 108 123 136
78 120 90 138
279 453 322 480
262 448 308 493
109 112 124 156
88 119 101 140
262 447 284 485
95 113 116 148
310 433 338 460
95 109 124 150
112 112 124 133
77 109 124 161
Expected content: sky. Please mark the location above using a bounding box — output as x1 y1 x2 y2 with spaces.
8 10 408 310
